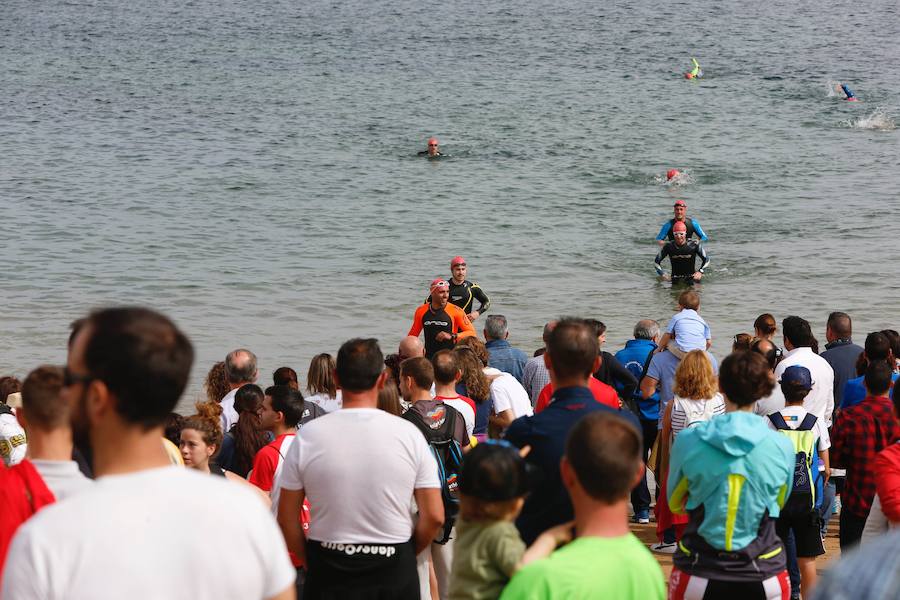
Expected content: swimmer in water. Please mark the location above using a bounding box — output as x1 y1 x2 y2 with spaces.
666 169 681 182
684 57 702 80
417 137 444 157
841 84 858 102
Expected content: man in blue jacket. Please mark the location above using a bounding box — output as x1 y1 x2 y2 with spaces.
484 315 530 386
615 319 661 524
505 318 640 544
820 311 863 410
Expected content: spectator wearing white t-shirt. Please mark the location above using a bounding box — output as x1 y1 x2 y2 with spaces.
304 353 343 413
776 317 835 426
455 336 533 435
16 366 91 501
2 308 295 600
485 367 533 432
278 338 444 600
220 348 260 433
432 350 476 439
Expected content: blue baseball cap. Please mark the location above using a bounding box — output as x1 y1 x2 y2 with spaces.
780 365 813 390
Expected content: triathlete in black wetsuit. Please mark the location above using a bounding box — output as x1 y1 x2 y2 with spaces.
654 225 709 282
422 256 492 320
448 256 490 319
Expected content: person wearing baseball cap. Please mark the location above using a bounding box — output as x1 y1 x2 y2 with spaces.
444 256 491 322
654 220 710 283
417 136 443 157
409 277 476 359
655 199 709 247
766 364 830 598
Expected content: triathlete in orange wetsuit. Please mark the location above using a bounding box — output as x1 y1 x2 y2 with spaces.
409 278 476 358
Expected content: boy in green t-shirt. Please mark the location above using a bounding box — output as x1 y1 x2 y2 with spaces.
500 412 666 600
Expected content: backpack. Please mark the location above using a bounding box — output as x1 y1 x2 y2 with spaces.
768 412 821 516
403 403 464 544
671 395 722 432
620 344 656 417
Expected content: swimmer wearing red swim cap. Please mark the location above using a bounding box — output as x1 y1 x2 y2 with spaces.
667 169 681 181
408 277 476 358
656 200 709 247
418 137 443 157
654 219 710 282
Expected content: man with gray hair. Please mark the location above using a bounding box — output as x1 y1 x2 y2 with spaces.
221 348 259 432
522 321 557 406
615 319 661 524
484 315 529 385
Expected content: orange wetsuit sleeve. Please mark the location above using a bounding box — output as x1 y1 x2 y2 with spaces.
450 305 476 339
408 304 428 337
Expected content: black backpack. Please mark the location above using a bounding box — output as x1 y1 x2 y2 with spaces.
403 403 464 544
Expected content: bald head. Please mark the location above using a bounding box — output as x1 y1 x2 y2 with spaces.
225 349 258 385
542 320 558 344
399 336 425 360
751 338 778 370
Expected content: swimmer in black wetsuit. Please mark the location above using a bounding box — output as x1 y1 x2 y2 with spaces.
654 222 709 283
417 137 444 157
448 256 491 321
423 256 491 320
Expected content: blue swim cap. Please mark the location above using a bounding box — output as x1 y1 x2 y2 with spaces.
841 84 855 99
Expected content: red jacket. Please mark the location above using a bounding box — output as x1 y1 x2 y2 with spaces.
875 443 900 524
0 460 56 575
535 377 619 413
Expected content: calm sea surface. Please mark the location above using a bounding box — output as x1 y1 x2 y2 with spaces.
2 0 898 410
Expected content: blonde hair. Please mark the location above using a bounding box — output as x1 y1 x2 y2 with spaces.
672 350 718 400
307 353 337 397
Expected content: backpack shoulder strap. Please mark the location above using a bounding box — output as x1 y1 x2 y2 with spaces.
797 413 818 431
638 345 657 382
768 412 789 430
402 408 432 441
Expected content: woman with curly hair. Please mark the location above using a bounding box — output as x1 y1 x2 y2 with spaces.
204 361 230 405
180 401 235 480
653 350 725 553
455 337 532 435
453 346 493 441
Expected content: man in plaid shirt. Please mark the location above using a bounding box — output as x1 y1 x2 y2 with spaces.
831 361 900 550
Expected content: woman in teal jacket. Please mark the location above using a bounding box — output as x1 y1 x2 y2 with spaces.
667 351 795 600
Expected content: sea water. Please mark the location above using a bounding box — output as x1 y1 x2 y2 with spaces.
1 0 898 408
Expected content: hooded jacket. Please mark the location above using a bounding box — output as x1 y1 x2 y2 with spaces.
668 411 794 552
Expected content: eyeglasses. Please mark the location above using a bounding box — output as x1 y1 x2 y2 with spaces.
674 206 686 209
428 143 438 147
453 263 466 267
673 232 686 237
63 366 94 388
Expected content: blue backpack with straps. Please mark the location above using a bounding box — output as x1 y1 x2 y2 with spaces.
768 412 823 517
